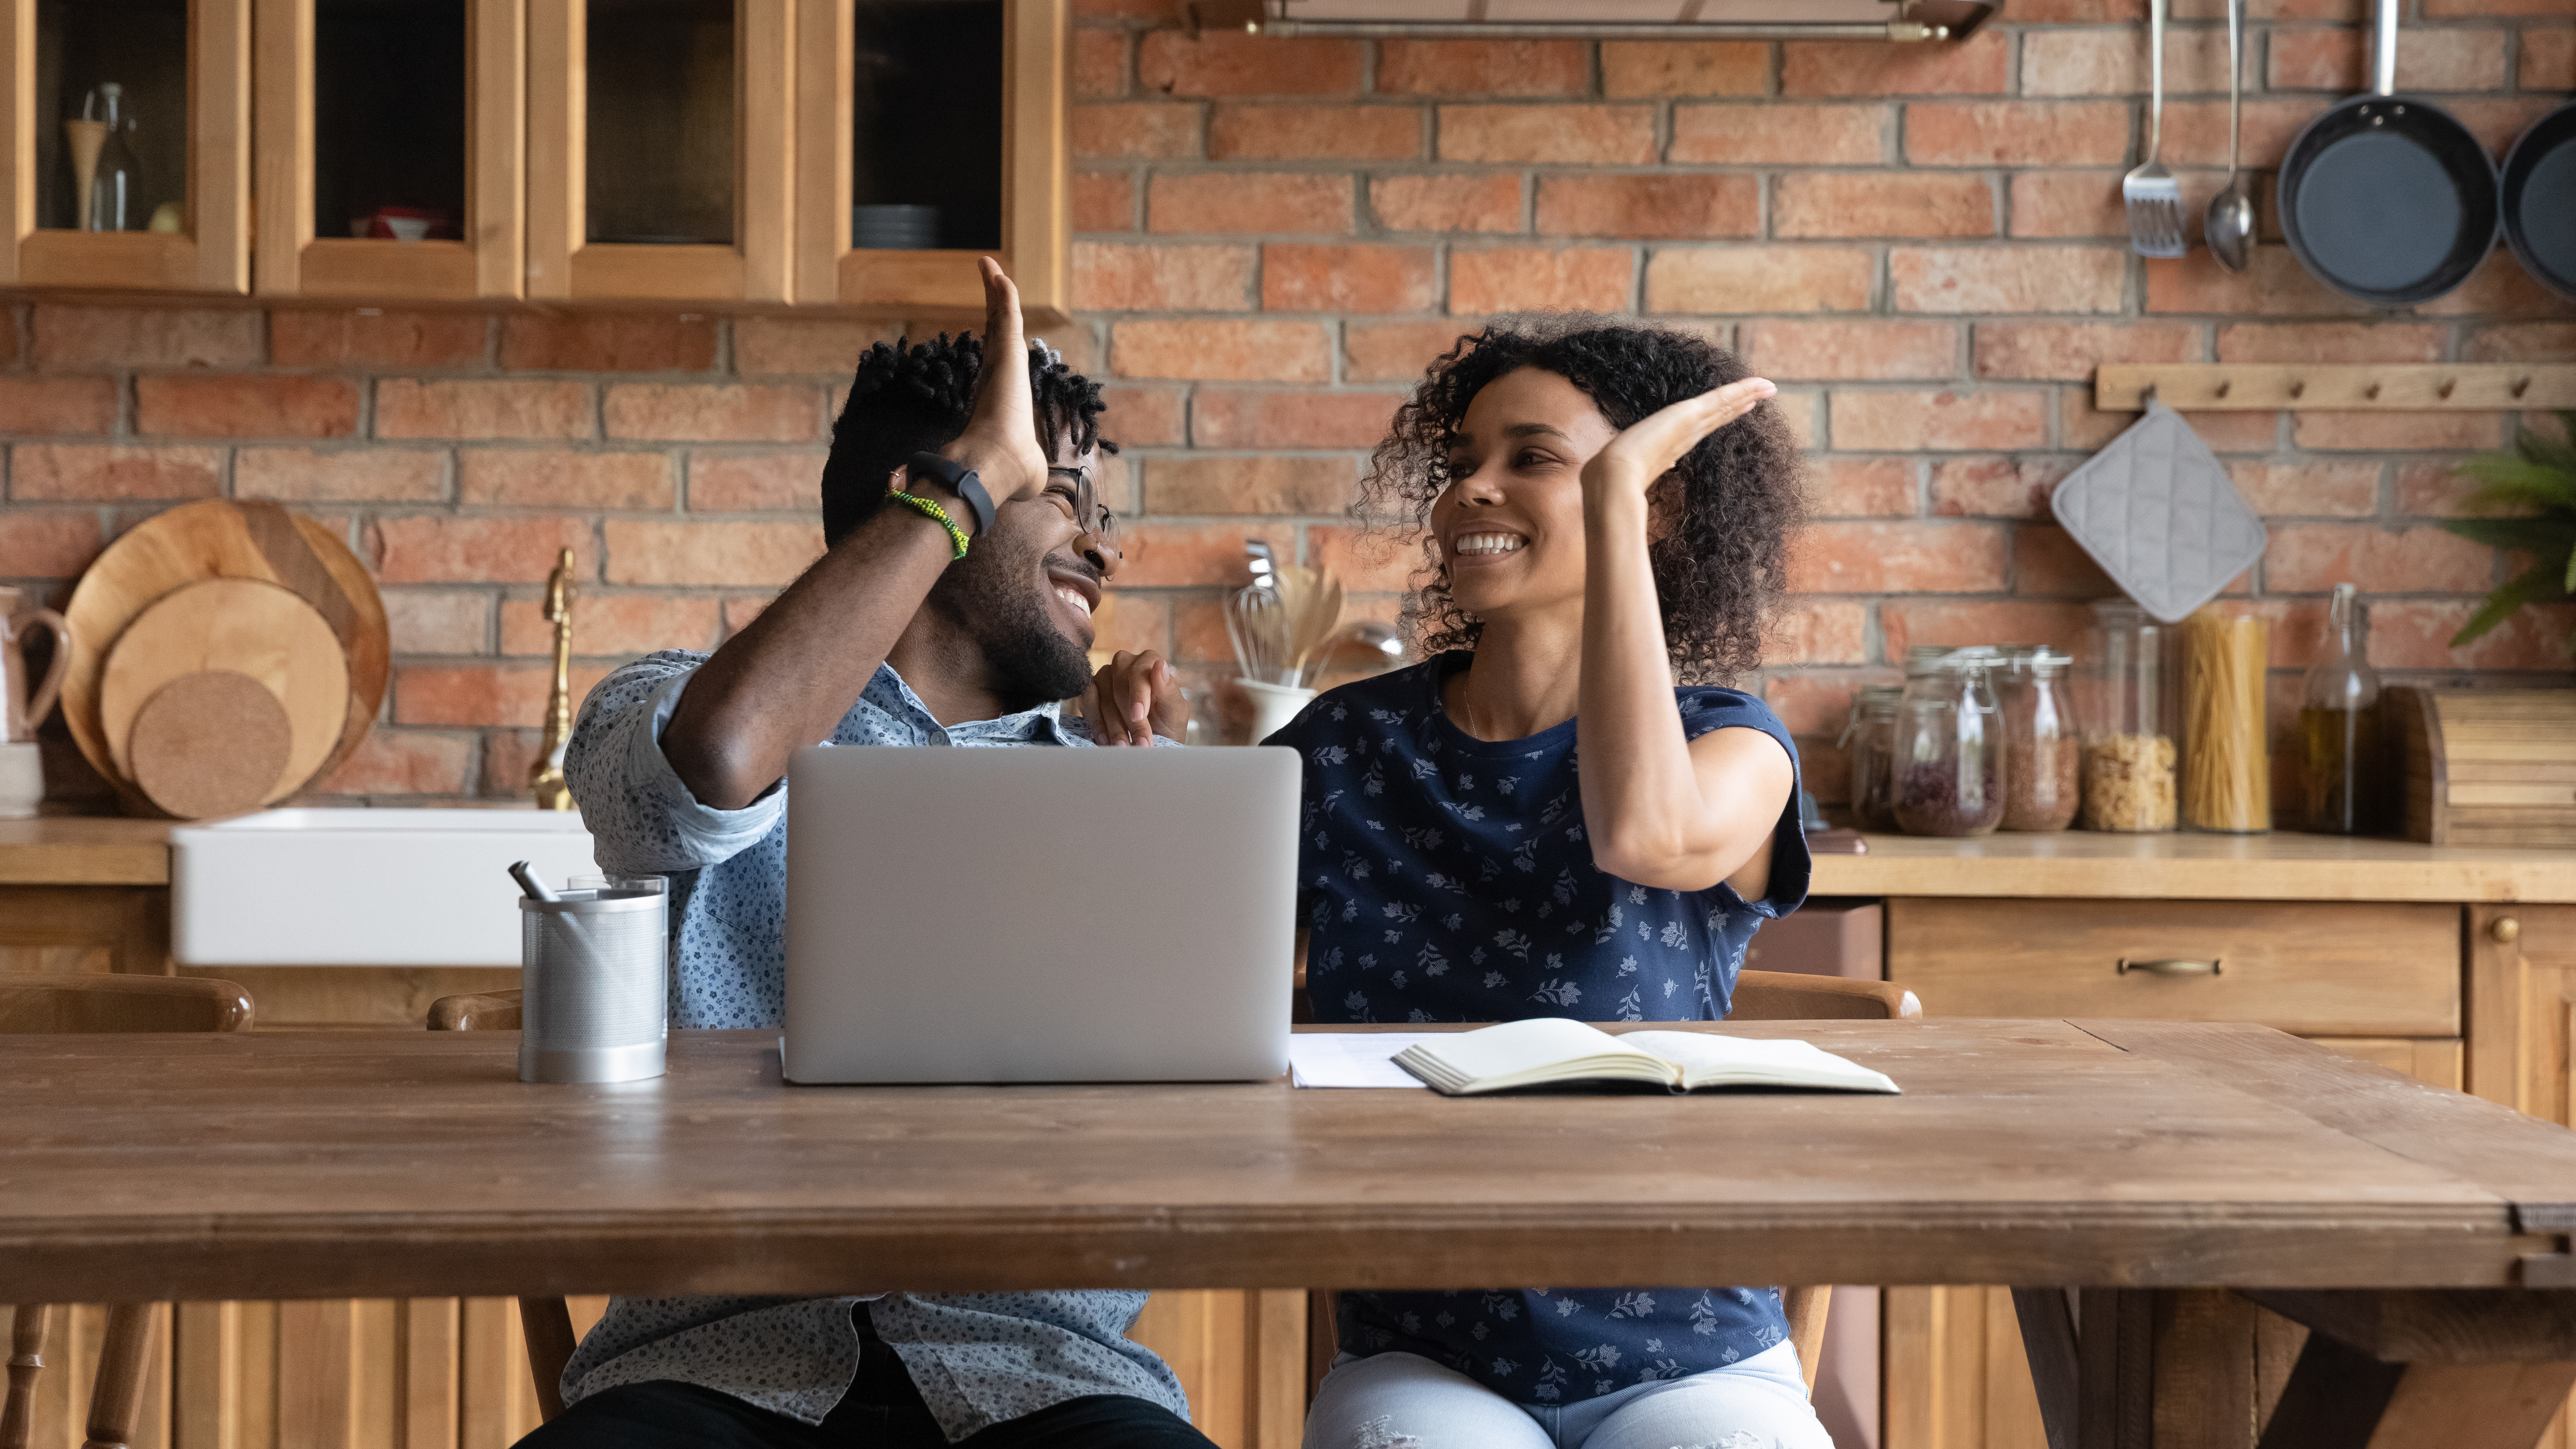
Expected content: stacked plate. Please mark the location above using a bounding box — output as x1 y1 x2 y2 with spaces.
63 499 390 820
853 204 940 250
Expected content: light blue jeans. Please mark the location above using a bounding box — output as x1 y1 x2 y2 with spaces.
1302 1342 1834 1449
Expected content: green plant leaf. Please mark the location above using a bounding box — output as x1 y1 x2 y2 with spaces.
2515 416 2576 478
2456 455 2576 512
2443 516 2576 552
2450 561 2567 648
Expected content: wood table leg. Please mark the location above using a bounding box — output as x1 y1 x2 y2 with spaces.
2011 1288 2153 1449
2244 1290 2576 1449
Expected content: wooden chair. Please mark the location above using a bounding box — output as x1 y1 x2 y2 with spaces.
2 974 254 1449
425 990 578 1423
1303 968 1922 1405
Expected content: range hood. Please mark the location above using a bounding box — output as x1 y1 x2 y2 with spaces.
1213 0 2001 40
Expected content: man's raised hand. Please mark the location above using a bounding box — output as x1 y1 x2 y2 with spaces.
940 257 1052 507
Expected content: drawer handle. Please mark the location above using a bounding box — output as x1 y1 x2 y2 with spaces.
2117 957 2222 977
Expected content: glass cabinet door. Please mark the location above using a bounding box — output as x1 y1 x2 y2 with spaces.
3 0 250 291
253 0 523 299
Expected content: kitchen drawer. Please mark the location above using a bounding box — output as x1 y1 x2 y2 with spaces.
1886 898 2459 1037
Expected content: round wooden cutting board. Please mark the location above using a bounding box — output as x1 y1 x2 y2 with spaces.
127 670 296 821
64 499 388 813
99 579 349 801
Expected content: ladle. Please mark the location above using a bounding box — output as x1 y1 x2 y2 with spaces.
2205 0 2256 273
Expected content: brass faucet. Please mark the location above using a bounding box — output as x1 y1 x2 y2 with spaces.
530 547 576 811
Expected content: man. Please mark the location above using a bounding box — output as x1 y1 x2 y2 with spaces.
532 261 1201 1449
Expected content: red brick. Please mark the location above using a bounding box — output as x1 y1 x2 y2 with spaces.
2008 171 2128 239
0 378 116 434
1905 102 2131 166
1772 391 1823 449
499 314 718 372
1072 172 1136 233
1646 248 1875 313
381 589 489 654
1372 174 1523 234
1767 601 1870 665
2466 324 2576 363
1776 173 1994 239
10 444 222 501
721 596 772 635
1928 455 2079 519
2268 27 2509 91
2021 27 2235 98
733 318 902 376
604 519 822 587
2291 411 2509 453
2395 459 2489 517
1261 243 1437 313
1449 248 1633 314
2526 28 2576 89
1892 247 2126 315
1089 590 1173 661
1535 175 1760 240
270 309 489 369
2144 248 2370 317
1602 41 1769 98
2369 601 2576 672
2418 250 2576 318
1974 322 2202 381
1670 103 1888 164
2215 323 2447 364
1073 241 1257 311
2263 524 2496 593
1209 104 1420 161
1742 320 1959 381
1096 386 1186 448
1763 673 1895 737
1833 389 2049 452
371 517 595 585
1117 521 1297 587
1070 103 1202 159
603 384 819 443
1112 320 1333 382
2229 461 2381 518
1191 390 1402 449
1785 520 2009 592
1378 40 1587 97
1146 455 1356 515
312 730 473 795
2013 525 2120 597
689 453 822 512
1345 320 1484 384
1436 106 1658 165
2159 98 2339 168
1782 29 2010 96
1306 524 1422 593
1807 456 1918 517
394 663 615 728
377 379 593 440
1139 31 1361 96
29 305 260 370
457 449 673 508
2021 0 2145 16
1148 173 1352 235
237 446 445 501
2447 98 2565 160
0 512 103 577
135 374 359 438
502 593 720 655
1074 28 1127 98
1881 600 2097 658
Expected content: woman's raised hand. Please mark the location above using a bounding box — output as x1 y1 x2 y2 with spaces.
941 257 1053 506
1580 376 1777 498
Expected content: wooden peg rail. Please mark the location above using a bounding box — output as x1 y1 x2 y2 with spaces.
2095 364 2576 412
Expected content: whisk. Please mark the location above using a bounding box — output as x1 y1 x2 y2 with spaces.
1224 585 1290 686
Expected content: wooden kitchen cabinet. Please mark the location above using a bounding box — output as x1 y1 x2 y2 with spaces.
2468 902 2576 1449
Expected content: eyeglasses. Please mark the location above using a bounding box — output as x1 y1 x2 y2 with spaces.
1047 465 1121 552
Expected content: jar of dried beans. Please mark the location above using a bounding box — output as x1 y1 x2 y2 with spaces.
1837 684 1904 832
2000 647 2079 832
2078 600 2176 833
1893 647 2006 838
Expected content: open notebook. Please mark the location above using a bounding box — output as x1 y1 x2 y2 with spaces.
1391 1018 1900 1097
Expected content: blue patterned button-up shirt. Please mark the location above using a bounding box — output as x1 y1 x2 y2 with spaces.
557 651 1190 1440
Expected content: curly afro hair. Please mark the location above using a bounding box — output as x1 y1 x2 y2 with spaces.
1360 316 1804 685
820 334 1116 546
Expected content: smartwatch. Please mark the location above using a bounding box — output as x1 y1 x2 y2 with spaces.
905 451 996 538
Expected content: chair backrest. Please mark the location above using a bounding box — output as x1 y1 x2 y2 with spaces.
0 974 254 1034
1727 968 1918 1022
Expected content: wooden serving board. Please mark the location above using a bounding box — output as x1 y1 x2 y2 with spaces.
63 500 388 814
98 579 348 801
2390 686 2576 847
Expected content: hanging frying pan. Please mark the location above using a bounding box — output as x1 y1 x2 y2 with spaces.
2503 100 2576 304
2278 0 2498 307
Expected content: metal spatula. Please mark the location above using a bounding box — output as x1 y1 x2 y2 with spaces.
2124 0 2188 258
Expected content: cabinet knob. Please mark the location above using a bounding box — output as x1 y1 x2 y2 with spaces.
2493 917 2523 945
2117 958 2222 976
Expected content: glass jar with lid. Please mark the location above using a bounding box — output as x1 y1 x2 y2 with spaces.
1893 647 2006 837
2078 600 2176 832
2000 647 2078 832
1837 684 1904 832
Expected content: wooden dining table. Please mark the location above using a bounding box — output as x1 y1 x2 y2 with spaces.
8 1017 2576 1449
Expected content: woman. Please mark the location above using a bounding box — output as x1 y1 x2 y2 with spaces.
1273 319 1822 1449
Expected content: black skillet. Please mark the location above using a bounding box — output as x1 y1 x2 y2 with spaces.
2503 99 2576 304
2278 0 2499 307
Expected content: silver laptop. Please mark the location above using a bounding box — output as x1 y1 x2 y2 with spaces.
781 743 1300 1084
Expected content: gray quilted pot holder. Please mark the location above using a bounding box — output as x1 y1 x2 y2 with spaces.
2049 399 2268 624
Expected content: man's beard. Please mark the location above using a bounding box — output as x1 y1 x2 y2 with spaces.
938 549 1095 709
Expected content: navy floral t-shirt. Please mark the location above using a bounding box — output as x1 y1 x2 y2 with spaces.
1267 650 1812 1406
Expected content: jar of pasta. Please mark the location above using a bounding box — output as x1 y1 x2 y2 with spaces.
1894 648 2006 837
2078 601 2176 832
2180 607 2271 833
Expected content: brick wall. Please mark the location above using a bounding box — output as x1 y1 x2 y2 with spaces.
3 0 2573 809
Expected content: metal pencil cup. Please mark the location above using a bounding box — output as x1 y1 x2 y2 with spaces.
519 885 667 1084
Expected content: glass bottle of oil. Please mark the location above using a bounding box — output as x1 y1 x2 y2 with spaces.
2299 582 2383 834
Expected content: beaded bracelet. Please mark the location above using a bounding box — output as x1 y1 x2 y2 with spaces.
884 488 970 560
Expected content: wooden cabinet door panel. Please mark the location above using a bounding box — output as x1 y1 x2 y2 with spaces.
2466 904 2576 1449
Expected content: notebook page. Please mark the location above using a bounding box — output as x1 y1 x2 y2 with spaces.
1289 1033 1437 1089
1622 1031 1899 1092
1412 1017 1662 1082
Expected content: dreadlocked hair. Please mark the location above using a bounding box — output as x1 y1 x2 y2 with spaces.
1359 316 1804 685
819 332 1116 545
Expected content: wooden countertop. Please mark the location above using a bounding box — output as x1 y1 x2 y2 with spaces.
1811 831 2576 904
0 817 170 886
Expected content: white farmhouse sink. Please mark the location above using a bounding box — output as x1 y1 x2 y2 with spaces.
171 809 600 966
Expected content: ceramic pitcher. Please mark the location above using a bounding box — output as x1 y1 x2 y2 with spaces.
0 586 70 743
